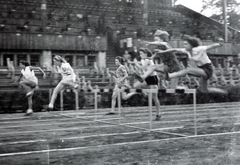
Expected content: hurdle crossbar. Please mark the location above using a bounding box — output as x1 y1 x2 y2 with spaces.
59 88 197 136
116 88 197 135
60 89 79 111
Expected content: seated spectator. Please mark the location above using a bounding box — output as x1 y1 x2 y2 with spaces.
223 62 231 77
189 77 200 89
122 50 133 74
217 74 227 87
215 64 223 77
129 46 142 75
130 46 140 61
6 58 15 79
232 65 240 81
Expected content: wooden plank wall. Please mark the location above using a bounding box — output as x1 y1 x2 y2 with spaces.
0 33 107 51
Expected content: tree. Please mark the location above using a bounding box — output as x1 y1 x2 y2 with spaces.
174 0 240 30
201 0 240 30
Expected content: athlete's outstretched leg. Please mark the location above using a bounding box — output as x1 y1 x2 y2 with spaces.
25 91 34 115
106 86 118 114
134 64 164 82
151 85 161 121
48 82 65 109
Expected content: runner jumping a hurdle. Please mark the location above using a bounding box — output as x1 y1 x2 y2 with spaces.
144 36 227 94
47 55 78 111
134 30 182 89
15 60 46 115
130 48 162 121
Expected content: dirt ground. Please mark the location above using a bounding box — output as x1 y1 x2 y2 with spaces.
0 102 240 165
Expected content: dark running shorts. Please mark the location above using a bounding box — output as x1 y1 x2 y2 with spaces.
145 75 158 85
198 63 213 80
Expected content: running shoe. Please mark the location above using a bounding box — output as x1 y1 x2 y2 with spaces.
26 90 34 97
45 104 54 112
46 107 53 112
154 115 161 121
105 112 116 115
74 84 79 90
25 109 33 116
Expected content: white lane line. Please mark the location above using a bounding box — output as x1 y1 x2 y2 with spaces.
0 103 239 123
0 139 47 145
1 103 239 121
1 131 240 157
0 113 85 120
0 117 29 120
0 126 183 145
0 120 180 135
0 125 116 135
1 115 240 135
0 121 89 129
0 121 238 146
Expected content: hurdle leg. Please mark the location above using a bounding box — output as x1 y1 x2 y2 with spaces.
94 90 98 121
60 90 63 111
148 89 153 130
117 88 121 124
193 90 197 135
49 89 52 103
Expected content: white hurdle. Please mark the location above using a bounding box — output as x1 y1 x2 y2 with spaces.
60 89 79 111
117 88 197 135
59 88 197 136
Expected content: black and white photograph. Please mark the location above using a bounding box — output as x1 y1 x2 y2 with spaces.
0 0 240 164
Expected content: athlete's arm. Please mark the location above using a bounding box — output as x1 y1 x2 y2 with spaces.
205 43 222 50
31 66 46 79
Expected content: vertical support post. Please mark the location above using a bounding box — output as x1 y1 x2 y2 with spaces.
94 90 98 121
60 90 63 111
41 0 47 31
74 90 79 116
117 88 121 124
148 89 152 130
49 89 52 103
193 90 197 135
142 0 148 38
223 0 228 42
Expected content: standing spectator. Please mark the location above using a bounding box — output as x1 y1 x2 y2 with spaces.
132 48 162 121
6 58 15 79
134 30 182 89
130 46 140 61
129 46 142 75
122 50 132 74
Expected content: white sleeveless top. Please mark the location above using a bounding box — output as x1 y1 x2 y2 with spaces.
21 66 38 84
21 66 35 79
141 59 157 76
181 46 211 66
56 63 76 82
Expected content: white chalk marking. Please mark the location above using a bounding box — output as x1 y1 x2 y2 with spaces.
1 131 240 157
0 126 183 145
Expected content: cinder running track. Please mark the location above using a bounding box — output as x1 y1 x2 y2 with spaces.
0 102 240 165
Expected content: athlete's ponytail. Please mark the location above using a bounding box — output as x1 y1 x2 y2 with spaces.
53 55 67 63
